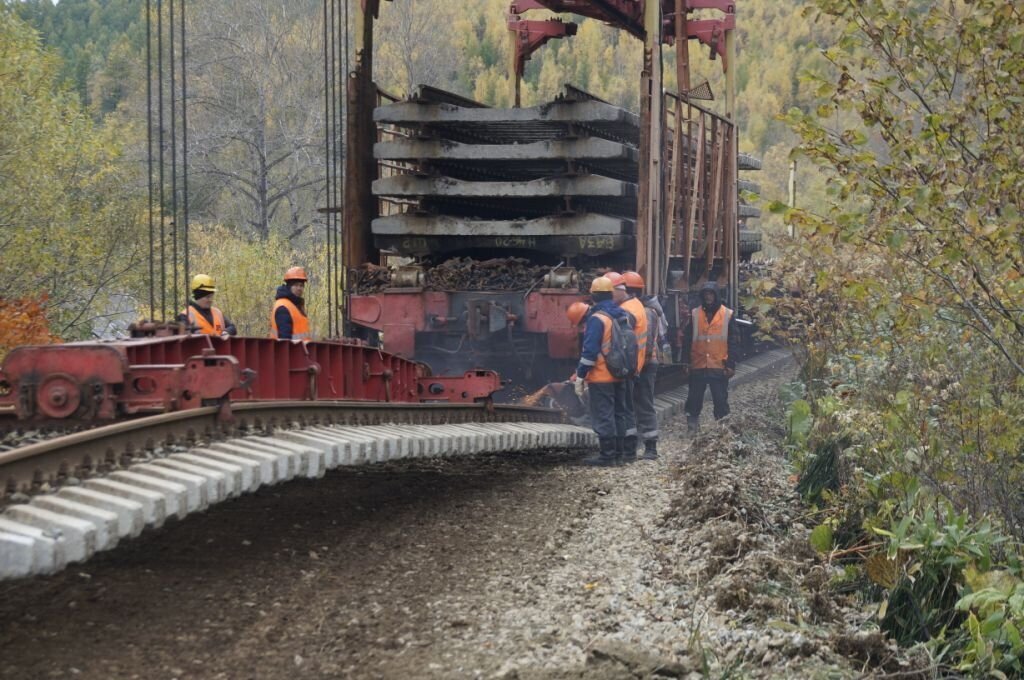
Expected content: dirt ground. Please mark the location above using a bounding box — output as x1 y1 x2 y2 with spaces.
0 362 906 679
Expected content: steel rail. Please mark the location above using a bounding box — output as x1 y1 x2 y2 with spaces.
0 401 562 500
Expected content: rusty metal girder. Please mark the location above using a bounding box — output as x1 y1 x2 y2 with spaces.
509 18 578 77
510 0 550 12
528 0 735 45
532 0 643 37
663 15 735 67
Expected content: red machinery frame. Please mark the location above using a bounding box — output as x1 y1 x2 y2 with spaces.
0 336 505 424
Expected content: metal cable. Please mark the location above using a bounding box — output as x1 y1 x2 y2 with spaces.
169 0 179 318
180 0 189 301
146 0 155 319
341 0 350 334
157 0 166 322
323 0 331 337
333 0 344 338
331 0 344 337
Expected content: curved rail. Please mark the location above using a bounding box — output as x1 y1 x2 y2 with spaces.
1 400 562 500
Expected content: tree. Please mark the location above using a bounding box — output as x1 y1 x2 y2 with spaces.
780 0 1024 378
375 0 461 97
185 0 326 240
0 9 146 340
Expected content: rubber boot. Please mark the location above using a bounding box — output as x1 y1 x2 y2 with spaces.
581 437 620 467
641 439 659 460
621 435 638 463
686 415 700 434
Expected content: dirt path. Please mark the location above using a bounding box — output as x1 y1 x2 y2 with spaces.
0 362 889 679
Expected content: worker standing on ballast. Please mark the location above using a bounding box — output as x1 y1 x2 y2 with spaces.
271 266 311 340
572 276 631 466
603 271 638 459
622 271 664 460
178 274 237 337
683 281 740 431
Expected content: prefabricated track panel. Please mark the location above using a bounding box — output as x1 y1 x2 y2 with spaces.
374 213 634 239
375 138 640 183
375 222 633 260
373 175 638 219
375 100 641 145
373 174 637 199
375 233 635 257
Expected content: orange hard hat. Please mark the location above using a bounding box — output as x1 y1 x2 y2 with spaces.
284 266 308 282
566 301 590 326
604 271 626 289
590 276 614 293
622 271 645 289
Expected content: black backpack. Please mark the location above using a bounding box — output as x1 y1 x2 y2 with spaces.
595 310 639 379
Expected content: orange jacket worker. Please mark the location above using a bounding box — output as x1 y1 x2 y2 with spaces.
271 267 311 340
177 274 237 337
682 281 741 429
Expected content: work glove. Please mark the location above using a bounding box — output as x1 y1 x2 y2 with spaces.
724 367 736 379
661 343 673 364
574 378 586 398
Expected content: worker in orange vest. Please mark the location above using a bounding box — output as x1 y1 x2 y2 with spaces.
178 274 236 337
571 276 631 466
683 281 740 431
622 271 664 460
270 266 311 340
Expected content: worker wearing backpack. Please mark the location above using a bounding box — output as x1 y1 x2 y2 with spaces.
573 276 634 466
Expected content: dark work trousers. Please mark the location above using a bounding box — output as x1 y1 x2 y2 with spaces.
685 371 730 421
588 381 628 439
633 362 659 442
620 376 637 439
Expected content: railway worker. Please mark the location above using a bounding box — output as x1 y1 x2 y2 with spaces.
682 281 741 432
572 276 630 466
271 266 311 340
178 274 237 337
603 271 638 459
622 271 663 460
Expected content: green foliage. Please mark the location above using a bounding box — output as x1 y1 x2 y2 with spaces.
808 522 834 554
958 568 1024 676
872 497 1002 647
0 9 145 339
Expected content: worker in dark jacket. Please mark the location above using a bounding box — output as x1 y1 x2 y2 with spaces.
177 274 237 337
682 281 741 431
573 276 631 466
270 266 311 340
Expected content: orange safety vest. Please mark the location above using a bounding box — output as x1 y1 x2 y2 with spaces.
585 313 619 384
270 298 311 340
185 306 226 336
620 297 649 373
690 305 732 370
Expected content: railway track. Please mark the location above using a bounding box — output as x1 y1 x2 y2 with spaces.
0 400 592 581
0 349 792 582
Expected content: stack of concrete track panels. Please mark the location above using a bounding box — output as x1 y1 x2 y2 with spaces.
373 86 641 258
0 421 595 581
373 84 762 260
